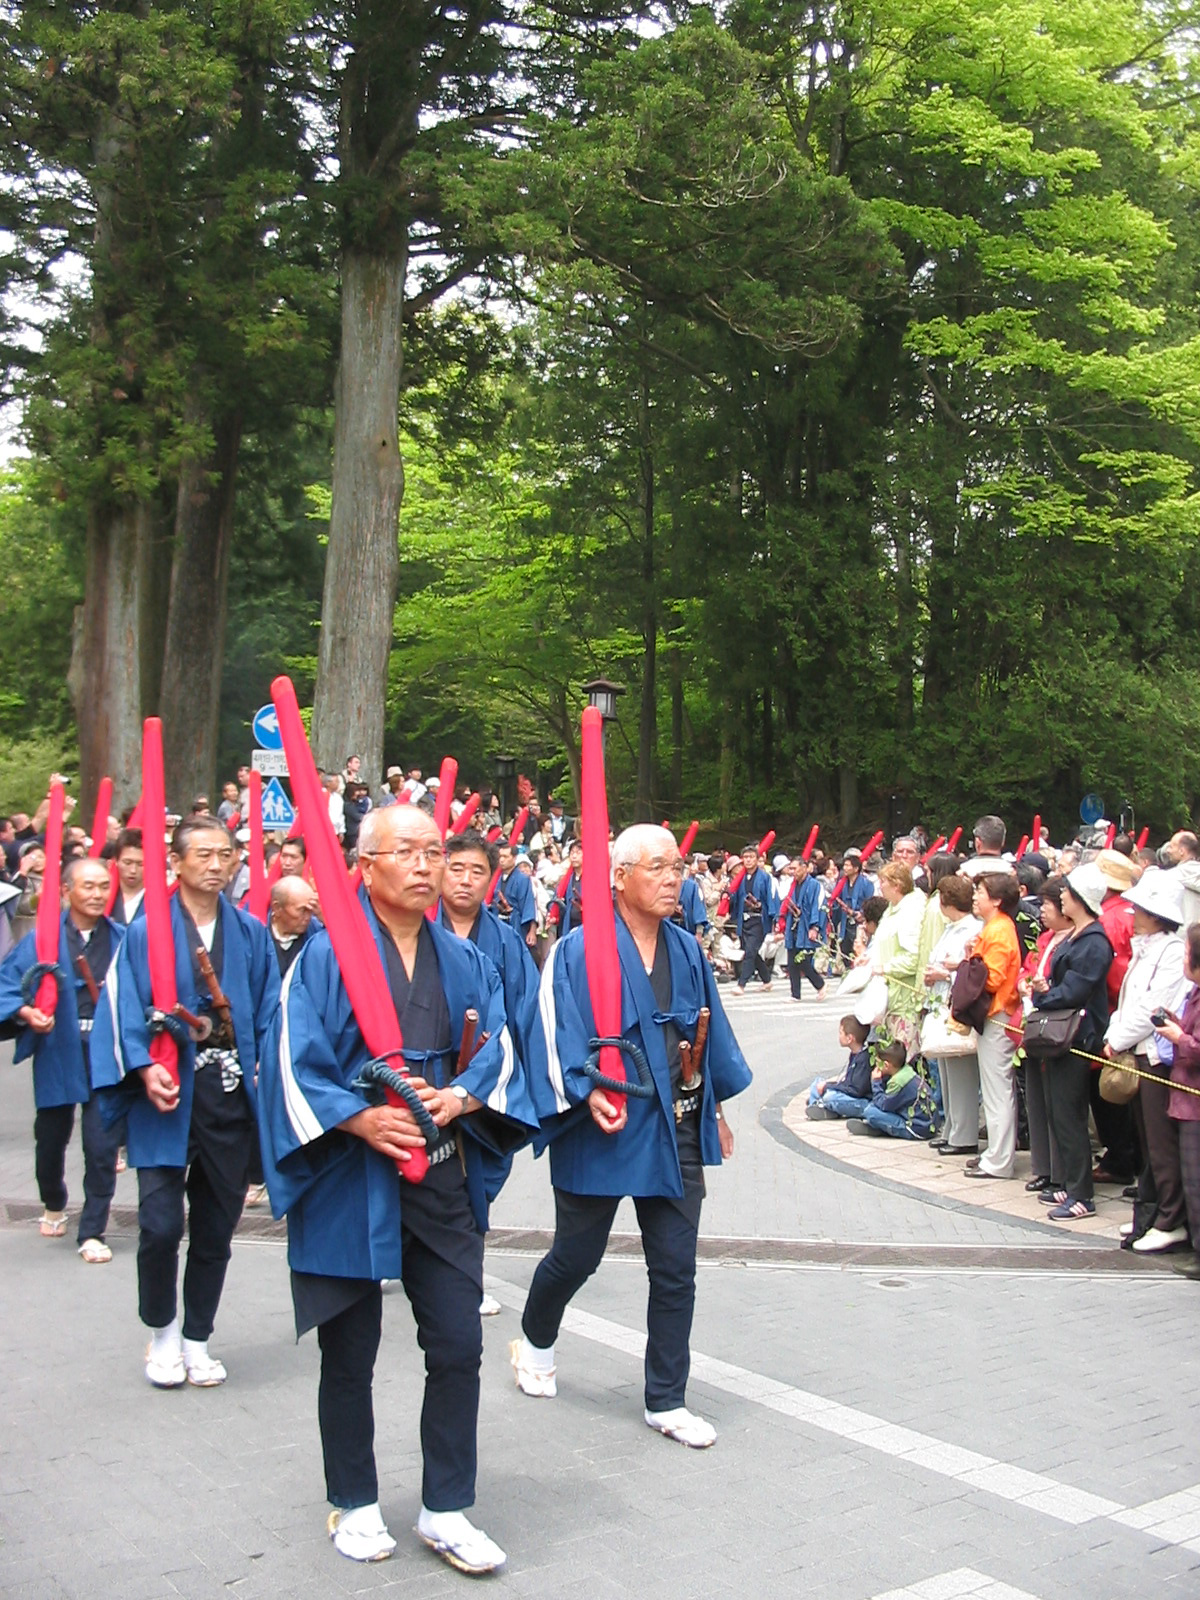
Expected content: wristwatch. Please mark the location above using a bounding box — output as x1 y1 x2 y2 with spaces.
449 1085 469 1106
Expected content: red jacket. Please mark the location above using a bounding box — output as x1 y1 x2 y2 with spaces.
1099 895 1134 1008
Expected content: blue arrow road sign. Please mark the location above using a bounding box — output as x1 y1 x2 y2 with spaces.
260 777 295 830
252 704 283 750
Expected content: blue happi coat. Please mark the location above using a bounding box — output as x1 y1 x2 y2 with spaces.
437 902 547 1084
677 876 708 935
90 894 278 1167
256 897 540 1281
535 917 751 1198
729 867 779 940
555 869 582 936
497 866 537 933
784 874 826 954
832 871 873 942
0 912 125 1108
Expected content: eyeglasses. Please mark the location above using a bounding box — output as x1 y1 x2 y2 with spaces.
361 845 446 867
635 858 686 878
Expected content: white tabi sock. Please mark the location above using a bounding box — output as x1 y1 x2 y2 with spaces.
521 1336 555 1373
181 1336 209 1364
150 1319 181 1359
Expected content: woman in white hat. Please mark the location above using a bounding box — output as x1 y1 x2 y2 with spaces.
1026 865 1114 1220
1103 868 1188 1253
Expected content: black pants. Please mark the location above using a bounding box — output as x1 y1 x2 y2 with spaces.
316 1234 484 1512
136 1067 255 1339
1090 1075 1138 1180
1176 1121 1200 1261
34 1098 121 1243
1132 1067 1187 1234
522 1183 702 1411
1040 1055 1093 1201
787 950 825 998
738 922 773 988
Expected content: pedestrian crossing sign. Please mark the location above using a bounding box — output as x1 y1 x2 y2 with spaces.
260 776 296 830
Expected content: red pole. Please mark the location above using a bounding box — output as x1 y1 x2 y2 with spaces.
87 778 113 858
272 677 428 1183
140 721 180 1085
719 828 777 915
947 826 963 853
32 782 66 1015
800 824 820 862
1104 821 1117 848
433 758 457 839
247 770 267 921
679 821 700 857
921 835 946 864
485 805 529 905
1136 827 1149 849
450 792 482 834
581 707 624 1108
1016 835 1029 860
1031 813 1042 853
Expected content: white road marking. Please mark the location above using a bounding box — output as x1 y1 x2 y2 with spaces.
485 1273 1194 1548
871 1570 1043 1600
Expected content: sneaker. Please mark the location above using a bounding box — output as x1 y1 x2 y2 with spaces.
644 1406 717 1449
1119 1221 1134 1238
509 1336 556 1398
1131 1226 1190 1254
1038 1189 1069 1205
416 1508 506 1574
328 1504 396 1563
182 1339 227 1387
847 1120 884 1137
805 1104 834 1121
479 1292 502 1317
1046 1197 1096 1221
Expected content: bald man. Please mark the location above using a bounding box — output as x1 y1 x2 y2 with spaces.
268 876 319 975
257 804 539 1572
0 857 126 1259
513 825 752 1448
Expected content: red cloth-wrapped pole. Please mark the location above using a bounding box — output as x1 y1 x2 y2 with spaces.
1031 814 1042 853
801 824 820 862
87 778 112 858
141 720 180 1085
580 707 624 1107
921 835 946 864
823 829 887 925
247 770 268 921
1137 827 1150 850
776 825 821 931
678 821 700 858
32 781 66 1015
485 806 529 905
718 828 777 917
433 759 457 839
1016 835 1030 860
547 864 574 927
947 826 963 853
271 676 427 1183
1105 821 1117 848
450 792 481 835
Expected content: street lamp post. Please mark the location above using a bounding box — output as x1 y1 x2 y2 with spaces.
494 754 517 828
582 677 624 756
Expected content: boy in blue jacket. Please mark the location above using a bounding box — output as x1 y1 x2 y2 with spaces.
806 1016 872 1119
849 1040 935 1139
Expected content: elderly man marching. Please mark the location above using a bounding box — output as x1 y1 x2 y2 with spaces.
512 821 752 1448
257 800 539 1573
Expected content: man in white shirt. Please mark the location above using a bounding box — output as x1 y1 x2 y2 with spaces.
112 829 146 925
959 815 1008 879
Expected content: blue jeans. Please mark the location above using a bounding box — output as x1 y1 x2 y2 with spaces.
808 1081 871 1120
862 1103 919 1139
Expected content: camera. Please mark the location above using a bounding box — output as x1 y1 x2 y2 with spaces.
1150 1008 1171 1028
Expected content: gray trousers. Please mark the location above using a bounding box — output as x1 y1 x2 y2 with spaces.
976 1015 1018 1177
938 1053 981 1148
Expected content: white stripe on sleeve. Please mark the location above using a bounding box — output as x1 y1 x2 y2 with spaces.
486 1023 515 1116
104 961 126 1081
278 957 324 1146
538 941 570 1112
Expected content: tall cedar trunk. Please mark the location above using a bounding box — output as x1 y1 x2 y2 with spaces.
719 716 734 825
839 760 858 829
70 498 157 809
635 379 656 821
311 248 406 776
159 409 243 808
669 646 683 807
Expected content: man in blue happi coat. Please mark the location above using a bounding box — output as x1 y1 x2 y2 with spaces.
256 804 539 1574
0 856 125 1259
494 836 537 947
675 868 709 940
729 842 780 992
783 857 828 1001
511 824 752 1449
553 840 583 935
92 816 278 1390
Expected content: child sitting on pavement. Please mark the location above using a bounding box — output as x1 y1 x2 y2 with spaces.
806 1016 873 1120
848 1039 936 1139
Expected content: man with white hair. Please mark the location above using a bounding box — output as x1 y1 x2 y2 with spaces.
267 876 319 976
511 824 752 1448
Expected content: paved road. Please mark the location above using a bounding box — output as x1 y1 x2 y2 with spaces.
2 991 1196 1598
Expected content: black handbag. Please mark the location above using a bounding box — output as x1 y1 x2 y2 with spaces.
1021 1006 1086 1058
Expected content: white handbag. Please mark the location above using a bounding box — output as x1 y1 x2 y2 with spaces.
920 1006 979 1058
